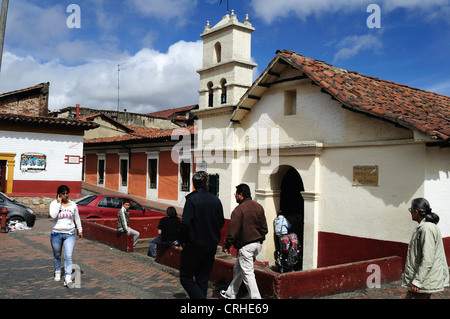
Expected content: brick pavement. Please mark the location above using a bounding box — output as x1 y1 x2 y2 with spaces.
0 218 223 299
1 218 449 300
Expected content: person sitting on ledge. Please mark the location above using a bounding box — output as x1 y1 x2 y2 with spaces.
148 206 180 257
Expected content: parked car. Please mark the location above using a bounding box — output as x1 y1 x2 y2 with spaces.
0 192 36 227
75 194 166 219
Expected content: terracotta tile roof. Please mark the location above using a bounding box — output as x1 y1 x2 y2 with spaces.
79 113 133 132
0 82 49 99
84 125 196 145
148 105 198 119
277 50 450 143
0 113 99 130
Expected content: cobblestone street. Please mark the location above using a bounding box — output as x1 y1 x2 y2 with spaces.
1 218 449 301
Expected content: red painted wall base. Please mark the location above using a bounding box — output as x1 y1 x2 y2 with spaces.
318 231 450 268
156 245 403 298
10 180 83 198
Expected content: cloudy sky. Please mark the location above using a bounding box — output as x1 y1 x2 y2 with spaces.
1 0 449 113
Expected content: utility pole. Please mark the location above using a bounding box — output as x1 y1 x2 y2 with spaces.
117 62 127 118
0 0 9 73
117 64 120 114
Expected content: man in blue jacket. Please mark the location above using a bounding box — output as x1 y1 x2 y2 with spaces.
179 171 224 299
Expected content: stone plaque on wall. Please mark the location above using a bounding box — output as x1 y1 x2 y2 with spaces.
353 165 379 186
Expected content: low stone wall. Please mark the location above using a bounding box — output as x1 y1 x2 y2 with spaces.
9 196 53 216
81 216 165 252
156 245 403 299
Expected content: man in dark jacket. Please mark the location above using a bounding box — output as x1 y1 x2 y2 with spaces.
179 171 224 299
221 183 268 299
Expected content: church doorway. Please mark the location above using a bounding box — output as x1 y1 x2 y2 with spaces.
279 167 304 270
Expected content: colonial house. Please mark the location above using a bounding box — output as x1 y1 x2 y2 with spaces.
0 83 98 202
192 12 450 269
82 122 197 207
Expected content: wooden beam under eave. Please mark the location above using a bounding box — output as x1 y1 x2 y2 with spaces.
262 74 309 88
268 70 281 77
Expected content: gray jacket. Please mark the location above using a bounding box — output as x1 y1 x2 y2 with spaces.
401 220 449 293
117 206 130 233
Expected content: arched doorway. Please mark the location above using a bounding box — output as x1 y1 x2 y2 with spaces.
279 167 304 270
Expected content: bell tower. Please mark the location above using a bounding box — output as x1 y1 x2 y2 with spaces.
197 10 257 110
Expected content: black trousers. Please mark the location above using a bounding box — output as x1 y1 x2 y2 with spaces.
179 243 216 299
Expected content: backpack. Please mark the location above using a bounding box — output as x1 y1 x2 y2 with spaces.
274 215 291 236
276 233 301 273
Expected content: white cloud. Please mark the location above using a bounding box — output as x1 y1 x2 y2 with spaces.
0 0 205 114
6 0 124 65
249 0 450 24
6 1 67 50
333 34 383 62
0 41 203 113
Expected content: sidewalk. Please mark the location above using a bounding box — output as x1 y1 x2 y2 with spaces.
1 218 449 300
0 218 210 299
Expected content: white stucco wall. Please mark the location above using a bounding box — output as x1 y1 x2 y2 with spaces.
239 78 414 147
0 130 84 182
424 146 450 237
319 143 425 244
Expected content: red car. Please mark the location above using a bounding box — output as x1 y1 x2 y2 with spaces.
75 194 165 219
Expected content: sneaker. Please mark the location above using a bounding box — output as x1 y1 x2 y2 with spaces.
64 276 75 289
54 270 61 282
220 290 235 299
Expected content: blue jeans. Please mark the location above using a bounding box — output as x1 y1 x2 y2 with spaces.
147 236 177 257
50 231 76 277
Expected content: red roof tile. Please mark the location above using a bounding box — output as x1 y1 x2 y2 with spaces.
147 105 198 119
84 125 196 145
0 113 99 130
277 50 450 143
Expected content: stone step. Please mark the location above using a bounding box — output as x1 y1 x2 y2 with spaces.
133 238 153 254
132 239 234 260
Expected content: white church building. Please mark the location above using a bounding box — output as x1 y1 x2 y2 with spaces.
191 11 450 269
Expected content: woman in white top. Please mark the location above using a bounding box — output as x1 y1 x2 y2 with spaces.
49 185 83 288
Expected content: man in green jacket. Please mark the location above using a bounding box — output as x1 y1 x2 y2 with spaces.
402 198 449 299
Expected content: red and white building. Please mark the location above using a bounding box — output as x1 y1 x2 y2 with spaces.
0 83 98 199
193 13 450 269
82 115 198 208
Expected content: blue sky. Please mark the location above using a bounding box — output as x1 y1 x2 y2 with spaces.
0 0 449 113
